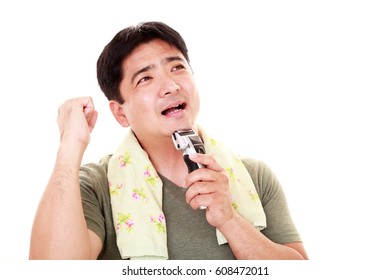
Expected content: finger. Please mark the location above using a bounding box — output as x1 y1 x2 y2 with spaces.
183 166 229 191
185 181 213 204
87 110 98 131
56 96 98 142
188 192 213 210
57 96 94 118
189 153 223 172
80 97 98 131
82 97 95 115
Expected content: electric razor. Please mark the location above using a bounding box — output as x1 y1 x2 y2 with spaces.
172 129 206 173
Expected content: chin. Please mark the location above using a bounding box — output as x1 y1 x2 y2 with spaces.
159 116 197 136
172 122 197 133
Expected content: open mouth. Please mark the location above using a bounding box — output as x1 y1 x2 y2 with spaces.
161 102 187 116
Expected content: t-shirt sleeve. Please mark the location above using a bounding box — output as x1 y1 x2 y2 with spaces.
79 155 123 260
79 163 107 243
242 157 302 244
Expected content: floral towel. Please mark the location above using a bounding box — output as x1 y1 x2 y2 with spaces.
107 128 266 260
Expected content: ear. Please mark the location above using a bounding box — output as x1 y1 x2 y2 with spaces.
109 100 130 127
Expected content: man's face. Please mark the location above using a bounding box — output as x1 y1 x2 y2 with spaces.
114 39 200 141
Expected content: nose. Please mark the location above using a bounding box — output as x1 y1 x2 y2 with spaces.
160 79 180 97
165 81 180 96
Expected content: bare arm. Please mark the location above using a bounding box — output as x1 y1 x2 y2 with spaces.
218 213 308 259
184 153 308 260
29 97 102 259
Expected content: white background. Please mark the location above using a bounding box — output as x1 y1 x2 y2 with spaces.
0 0 389 277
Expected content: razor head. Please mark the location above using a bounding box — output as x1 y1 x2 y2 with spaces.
172 129 206 173
172 129 205 154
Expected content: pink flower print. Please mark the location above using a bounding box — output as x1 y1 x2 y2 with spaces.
158 213 165 223
143 166 158 187
144 170 151 177
118 153 131 167
125 219 134 228
132 192 141 200
131 187 148 202
116 213 134 233
150 213 166 233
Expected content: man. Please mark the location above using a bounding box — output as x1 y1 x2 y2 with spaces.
29 21 308 260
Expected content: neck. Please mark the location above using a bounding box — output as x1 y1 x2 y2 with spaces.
135 132 188 186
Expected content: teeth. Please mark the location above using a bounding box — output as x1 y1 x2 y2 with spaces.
167 108 181 115
162 103 185 115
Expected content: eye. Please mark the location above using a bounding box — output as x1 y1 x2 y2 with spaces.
137 76 151 85
172 64 185 72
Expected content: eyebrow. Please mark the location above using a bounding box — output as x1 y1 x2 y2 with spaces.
163 56 185 64
130 56 186 84
131 65 153 85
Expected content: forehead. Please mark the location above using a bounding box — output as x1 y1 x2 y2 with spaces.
123 39 183 70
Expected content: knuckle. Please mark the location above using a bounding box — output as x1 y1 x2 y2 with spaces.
220 170 229 183
209 154 217 164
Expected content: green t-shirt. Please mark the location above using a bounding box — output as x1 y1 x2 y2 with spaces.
79 155 301 260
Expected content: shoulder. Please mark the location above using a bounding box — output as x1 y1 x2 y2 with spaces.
240 157 283 205
241 157 278 185
79 154 112 189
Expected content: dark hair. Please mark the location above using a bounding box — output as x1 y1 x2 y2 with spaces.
96 21 189 103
